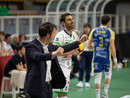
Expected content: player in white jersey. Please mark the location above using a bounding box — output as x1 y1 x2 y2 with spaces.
53 13 79 98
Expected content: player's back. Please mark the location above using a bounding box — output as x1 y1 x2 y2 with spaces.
92 26 111 60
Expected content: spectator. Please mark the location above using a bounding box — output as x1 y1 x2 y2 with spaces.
0 31 5 56
19 34 27 44
4 34 13 55
76 23 93 88
10 34 20 51
4 44 26 77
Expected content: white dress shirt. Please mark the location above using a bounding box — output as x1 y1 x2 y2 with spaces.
37 38 52 82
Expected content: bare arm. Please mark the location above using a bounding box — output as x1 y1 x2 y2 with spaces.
53 34 87 57
110 39 118 68
53 43 75 56
16 64 27 71
0 41 4 56
52 47 64 58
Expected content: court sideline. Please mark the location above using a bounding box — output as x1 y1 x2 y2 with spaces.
2 64 130 98
54 64 130 98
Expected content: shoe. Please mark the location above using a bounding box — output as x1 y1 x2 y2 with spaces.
85 83 91 88
102 93 108 98
18 92 29 98
76 81 83 87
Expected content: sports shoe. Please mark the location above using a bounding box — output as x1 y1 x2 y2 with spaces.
18 92 29 98
85 82 91 88
76 81 83 87
102 93 108 98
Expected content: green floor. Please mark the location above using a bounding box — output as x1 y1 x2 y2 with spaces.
2 65 130 98
53 66 130 98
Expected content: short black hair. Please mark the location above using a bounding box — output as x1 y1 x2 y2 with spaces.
101 16 110 25
38 22 56 37
0 31 5 35
16 44 25 52
60 13 72 23
19 34 26 40
5 34 11 39
84 23 91 28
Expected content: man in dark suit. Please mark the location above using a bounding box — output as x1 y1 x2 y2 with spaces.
24 22 87 98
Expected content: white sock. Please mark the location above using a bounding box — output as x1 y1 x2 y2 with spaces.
96 89 100 98
57 96 68 98
104 84 109 94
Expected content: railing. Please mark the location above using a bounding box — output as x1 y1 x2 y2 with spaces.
0 16 46 41
0 14 130 41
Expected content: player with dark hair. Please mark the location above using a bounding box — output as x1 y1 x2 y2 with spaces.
87 16 118 98
53 13 79 98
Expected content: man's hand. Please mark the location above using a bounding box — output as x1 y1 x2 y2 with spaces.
79 34 87 43
56 47 64 56
52 47 64 57
113 62 118 69
77 55 81 61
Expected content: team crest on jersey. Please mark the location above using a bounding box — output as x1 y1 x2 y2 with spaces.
73 35 75 40
65 86 68 91
56 38 59 41
67 62 70 66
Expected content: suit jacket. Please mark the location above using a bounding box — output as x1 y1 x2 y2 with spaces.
24 38 79 96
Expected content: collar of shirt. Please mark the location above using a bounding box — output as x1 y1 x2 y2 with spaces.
100 26 107 28
37 37 48 52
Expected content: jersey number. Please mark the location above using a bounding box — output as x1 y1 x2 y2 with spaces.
99 37 103 47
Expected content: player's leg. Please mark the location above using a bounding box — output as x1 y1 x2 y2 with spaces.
93 61 103 98
95 72 102 98
102 62 112 98
102 72 112 98
57 77 69 98
57 96 68 98
56 67 70 98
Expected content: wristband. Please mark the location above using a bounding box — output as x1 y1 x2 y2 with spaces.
113 58 117 63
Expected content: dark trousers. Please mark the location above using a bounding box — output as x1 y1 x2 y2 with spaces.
72 54 79 73
29 83 52 98
79 51 93 82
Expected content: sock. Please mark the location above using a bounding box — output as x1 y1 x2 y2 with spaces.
104 84 109 94
96 89 100 98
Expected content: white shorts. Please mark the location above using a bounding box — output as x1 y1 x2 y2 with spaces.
53 63 71 94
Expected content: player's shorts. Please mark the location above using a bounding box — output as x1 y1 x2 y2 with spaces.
53 76 70 94
53 63 71 94
93 53 111 73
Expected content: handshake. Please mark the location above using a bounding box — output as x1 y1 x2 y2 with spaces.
52 34 87 57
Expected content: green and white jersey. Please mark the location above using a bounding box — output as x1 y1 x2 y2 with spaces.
53 29 79 94
53 29 79 70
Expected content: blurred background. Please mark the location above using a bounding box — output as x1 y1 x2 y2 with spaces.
0 0 130 98
0 0 130 60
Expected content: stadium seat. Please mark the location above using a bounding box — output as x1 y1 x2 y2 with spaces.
0 76 19 98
